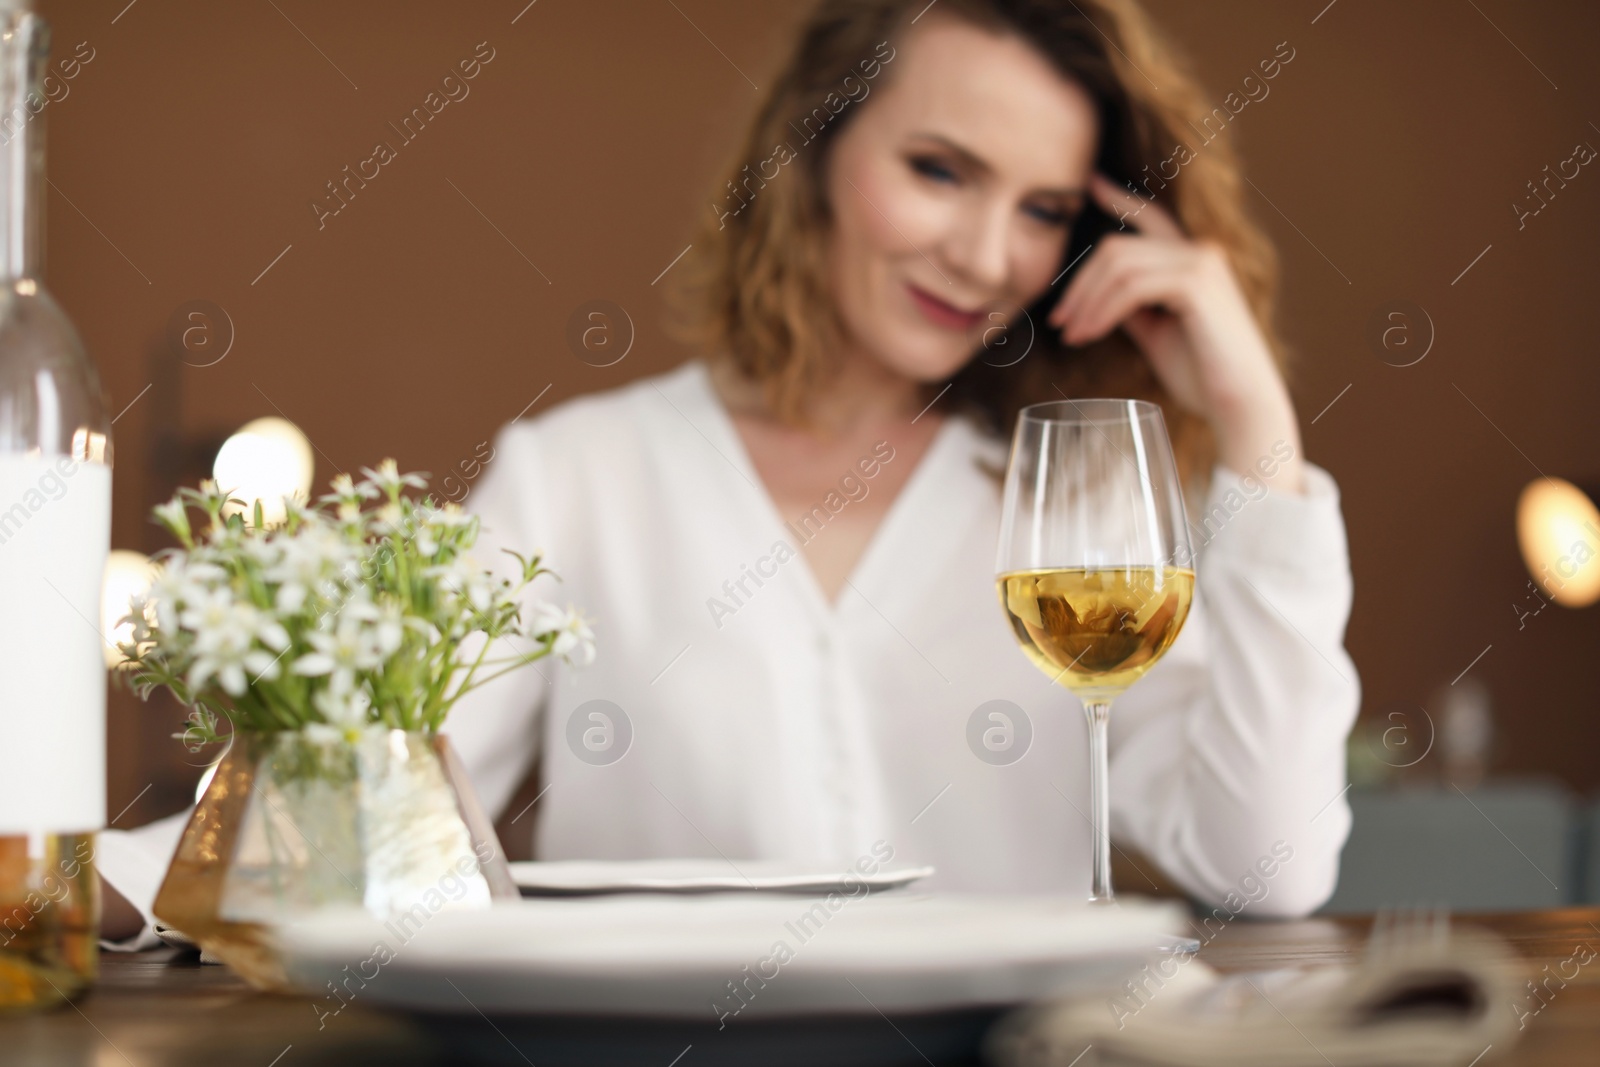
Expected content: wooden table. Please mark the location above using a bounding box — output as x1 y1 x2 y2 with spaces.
5 907 1597 1066
1195 907 1600 1067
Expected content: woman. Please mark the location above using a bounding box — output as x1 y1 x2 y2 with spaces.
100 0 1357 943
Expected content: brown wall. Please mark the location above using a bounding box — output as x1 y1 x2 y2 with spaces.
35 0 1599 825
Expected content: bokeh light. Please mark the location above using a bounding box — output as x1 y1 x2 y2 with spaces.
1516 478 1600 608
212 416 315 526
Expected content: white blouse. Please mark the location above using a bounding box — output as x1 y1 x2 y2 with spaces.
99 359 1359 948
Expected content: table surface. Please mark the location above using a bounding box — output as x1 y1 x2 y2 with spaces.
4 906 1597 1066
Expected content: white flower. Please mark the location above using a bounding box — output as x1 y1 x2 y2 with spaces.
265 525 354 614
186 619 285 696
179 590 289 653
341 587 382 623
292 610 388 694
152 498 191 541
413 503 472 557
428 503 474 530
373 502 404 534
242 536 284 568
357 459 427 499
531 603 595 666
282 496 319 526
206 519 243 547
374 600 405 657
172 585 290 695
146 556 226 632
429 558 496 616
312 685 371 729
320 472 378 505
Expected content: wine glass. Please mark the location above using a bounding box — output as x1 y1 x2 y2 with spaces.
995 399 1195 903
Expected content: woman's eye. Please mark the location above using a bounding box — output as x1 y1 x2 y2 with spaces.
1023 202 1073 227
909 155 958 184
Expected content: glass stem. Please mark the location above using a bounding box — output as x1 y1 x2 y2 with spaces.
1084 699 1114 903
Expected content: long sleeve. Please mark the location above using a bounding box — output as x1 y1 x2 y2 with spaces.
1108 460 1360 917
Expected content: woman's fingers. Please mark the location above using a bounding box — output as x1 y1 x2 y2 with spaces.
1089 173 1185 240
1052 232 1142 325
1066 264 1186 346
1051 235 1185 339
1049 240 1108 327
1048 177 1201 344
1051 242 1121 333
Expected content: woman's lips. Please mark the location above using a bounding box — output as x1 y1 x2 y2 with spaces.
906 283 984 331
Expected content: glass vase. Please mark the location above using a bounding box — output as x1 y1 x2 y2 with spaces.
153 728 517 990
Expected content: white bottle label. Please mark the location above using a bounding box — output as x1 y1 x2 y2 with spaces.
0 454 110 834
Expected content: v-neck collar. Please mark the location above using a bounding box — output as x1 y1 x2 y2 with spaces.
671 359 972 623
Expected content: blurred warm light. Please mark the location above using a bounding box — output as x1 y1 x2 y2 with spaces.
102 549 156 667
213 416 315 525
1516 478 1600 607
71 426 109 463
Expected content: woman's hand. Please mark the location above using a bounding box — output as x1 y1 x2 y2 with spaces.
1049 175 1306 494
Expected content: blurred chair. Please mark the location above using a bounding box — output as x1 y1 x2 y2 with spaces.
1580 799 1600 904
1321 781 1575 913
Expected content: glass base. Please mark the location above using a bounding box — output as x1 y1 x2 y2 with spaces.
154 729 517 991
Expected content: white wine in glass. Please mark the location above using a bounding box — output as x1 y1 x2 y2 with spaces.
995 400 1194 902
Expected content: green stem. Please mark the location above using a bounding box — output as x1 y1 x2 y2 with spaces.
457 649 549 697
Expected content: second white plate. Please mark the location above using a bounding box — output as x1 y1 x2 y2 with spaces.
509 858 934 896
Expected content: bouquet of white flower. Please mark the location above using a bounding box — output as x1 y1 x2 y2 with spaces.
119 459 592 741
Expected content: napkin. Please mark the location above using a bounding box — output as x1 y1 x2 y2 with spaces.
985 916 1523 1067
153 922 222 964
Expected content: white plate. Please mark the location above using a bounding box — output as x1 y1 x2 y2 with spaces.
276 893 1185 1019
509 858 933 896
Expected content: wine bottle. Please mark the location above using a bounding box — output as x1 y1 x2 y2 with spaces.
0 4 113 1011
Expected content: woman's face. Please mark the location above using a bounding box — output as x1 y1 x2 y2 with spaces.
824 15 1099 384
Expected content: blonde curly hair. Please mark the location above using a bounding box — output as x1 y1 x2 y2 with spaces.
668 0 1287 489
